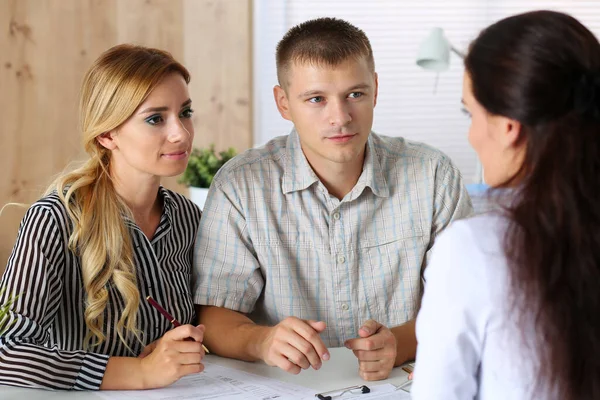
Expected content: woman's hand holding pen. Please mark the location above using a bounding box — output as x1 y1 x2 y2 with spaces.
139 324 206 389
258 317 330 375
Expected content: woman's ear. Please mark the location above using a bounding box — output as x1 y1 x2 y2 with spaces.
502 117 522 148
96 131 117 150
490 113 522 149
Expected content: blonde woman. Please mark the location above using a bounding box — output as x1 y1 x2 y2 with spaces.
0 44 204 390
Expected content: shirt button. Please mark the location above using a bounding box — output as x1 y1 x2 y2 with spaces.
337 255 346 264
341 303 349 311
333 212 340 220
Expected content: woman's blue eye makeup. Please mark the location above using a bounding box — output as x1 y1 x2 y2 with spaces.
180 108 194 118
145 114 164 125
144 108 193 125
461 107 472 119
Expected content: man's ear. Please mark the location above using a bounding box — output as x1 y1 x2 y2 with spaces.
373 72 379 108
273 85 292 121
96 130 117 150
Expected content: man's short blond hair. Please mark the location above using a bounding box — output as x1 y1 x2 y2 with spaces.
276 17 375 89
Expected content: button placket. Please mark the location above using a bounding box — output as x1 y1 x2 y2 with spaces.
329 205 353 340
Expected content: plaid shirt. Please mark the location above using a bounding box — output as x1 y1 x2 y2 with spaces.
193 130 472 346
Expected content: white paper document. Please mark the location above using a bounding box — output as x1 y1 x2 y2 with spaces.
96 362 314 400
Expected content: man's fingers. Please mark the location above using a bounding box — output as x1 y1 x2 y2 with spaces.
359 369 390 381
273 353 302 375
345 335 385 351
286 332 323 369
279 342 311 370
267 317 329 372
346 322 396 383
306 320 326 332
358 319 382 337
293 321 329 362
352 348 390 361
358 360 385 373
356 358 393 381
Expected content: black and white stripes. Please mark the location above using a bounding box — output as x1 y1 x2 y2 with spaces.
0 187 201 390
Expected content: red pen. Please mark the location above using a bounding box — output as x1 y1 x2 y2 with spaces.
146 295 209 353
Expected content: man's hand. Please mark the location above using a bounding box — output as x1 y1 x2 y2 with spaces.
258 317 330 375
344 319 397 381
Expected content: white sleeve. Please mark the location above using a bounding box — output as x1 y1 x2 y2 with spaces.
411 221 491 400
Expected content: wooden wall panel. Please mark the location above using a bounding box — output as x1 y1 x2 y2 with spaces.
0 0 252 271
117 0 184 59
184 0 253 151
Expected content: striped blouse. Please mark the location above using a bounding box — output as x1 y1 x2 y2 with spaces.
0 187 201 390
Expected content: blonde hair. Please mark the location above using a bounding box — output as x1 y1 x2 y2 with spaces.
46 44 190 349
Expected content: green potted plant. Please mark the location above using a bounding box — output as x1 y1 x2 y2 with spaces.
179 145 237 208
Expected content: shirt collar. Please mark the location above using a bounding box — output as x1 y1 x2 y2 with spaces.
158 186 178 212
358 134 390 198
282 130 390 198
123 185 177 224
282 129 320 194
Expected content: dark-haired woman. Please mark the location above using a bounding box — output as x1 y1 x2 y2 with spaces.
412 10 600 400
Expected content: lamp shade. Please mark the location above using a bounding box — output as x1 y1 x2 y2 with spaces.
416 27 451 72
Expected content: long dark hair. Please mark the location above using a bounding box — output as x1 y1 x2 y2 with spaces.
465 11 600 399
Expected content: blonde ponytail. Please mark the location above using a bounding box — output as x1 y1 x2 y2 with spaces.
46 44 190 350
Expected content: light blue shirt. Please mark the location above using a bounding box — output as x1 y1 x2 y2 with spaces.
193 130 472 346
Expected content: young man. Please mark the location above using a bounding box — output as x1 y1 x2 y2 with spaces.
193 17 472 381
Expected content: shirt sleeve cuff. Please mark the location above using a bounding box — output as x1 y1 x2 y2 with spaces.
194 294 255 314
73 352 110 390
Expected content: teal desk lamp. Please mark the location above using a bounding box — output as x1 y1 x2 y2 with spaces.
416 28 485 184
416 27 465 72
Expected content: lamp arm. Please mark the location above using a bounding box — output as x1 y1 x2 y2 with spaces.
450 46 465 59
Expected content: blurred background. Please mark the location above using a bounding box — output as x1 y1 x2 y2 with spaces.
1 0 599 268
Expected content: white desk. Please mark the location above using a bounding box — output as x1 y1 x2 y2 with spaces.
0 347 411 399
